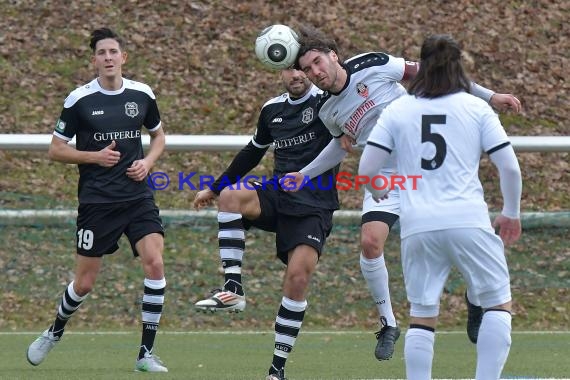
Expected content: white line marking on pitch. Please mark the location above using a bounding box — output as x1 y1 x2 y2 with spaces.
1 330 569 336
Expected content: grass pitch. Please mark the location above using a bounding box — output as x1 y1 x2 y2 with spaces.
1 330 569 379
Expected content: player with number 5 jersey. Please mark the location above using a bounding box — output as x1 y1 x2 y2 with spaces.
282 25 522 362
359 34 522 380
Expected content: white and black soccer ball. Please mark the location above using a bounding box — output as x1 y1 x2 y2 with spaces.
255 24 300 71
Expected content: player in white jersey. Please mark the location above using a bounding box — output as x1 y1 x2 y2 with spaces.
282 25 521 361
359 34 522 380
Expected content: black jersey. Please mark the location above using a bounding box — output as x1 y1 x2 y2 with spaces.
53 78 161 204
212 85 339 211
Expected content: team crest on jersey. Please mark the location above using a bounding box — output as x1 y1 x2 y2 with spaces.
124 102 139 118
356 82 369 98
301 107 314 124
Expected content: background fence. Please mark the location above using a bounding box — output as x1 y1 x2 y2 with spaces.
2 133 568 226
1 133 570 152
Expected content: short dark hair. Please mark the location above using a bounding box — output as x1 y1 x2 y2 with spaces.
294 25 339 69
89 27 124 52
408 34 471 98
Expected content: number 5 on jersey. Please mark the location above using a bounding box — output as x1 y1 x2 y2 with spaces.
422 115 447 170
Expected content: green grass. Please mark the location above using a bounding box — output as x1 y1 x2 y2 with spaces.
2 330 569 379
0 221 568 331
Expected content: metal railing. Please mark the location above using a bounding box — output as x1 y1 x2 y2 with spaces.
1 134 569 152
2 133 568 227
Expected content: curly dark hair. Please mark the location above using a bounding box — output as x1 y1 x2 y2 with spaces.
293 25 339 69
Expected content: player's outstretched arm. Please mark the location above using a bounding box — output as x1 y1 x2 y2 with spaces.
358 143 391 202
470 82 522 113
208 141 269 196
489 145 522 245
490 93 522 113
296 138 347 179
339 134 357 152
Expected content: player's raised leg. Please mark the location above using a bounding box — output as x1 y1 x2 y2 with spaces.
195 186 261 313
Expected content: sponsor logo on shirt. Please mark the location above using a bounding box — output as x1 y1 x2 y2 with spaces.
343 99 376 135
274 132 316 149
272 117 283 123
55 119 66 133
93 130 141 141
91 110 104 115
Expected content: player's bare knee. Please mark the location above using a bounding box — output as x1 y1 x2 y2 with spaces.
361 234 385 257
285 271 311 293
73 277 95 296
218 187 245 211
218 188 234 208
141 255 164 278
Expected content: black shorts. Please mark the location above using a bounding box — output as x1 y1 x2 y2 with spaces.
361 211 399 230
244 184 334 264
76 198 164 257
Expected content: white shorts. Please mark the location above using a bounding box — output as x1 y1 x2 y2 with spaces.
362 186 400 216
401 228 511 317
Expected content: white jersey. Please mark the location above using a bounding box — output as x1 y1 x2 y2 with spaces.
367 91 511 238
319 52 407 145
318 52 407 175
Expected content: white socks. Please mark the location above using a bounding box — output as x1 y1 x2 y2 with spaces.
360 253 396 326
404 327 434 380
476 310 512 380
404 310 511 380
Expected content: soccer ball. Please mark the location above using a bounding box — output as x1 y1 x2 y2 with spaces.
255 24 300 71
